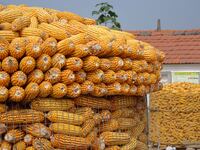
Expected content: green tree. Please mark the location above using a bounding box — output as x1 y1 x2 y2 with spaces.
92 2 121 30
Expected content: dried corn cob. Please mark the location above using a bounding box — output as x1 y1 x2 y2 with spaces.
128 85 137 95
135 141 148 150
33 138 54 150
83 56 100 72
103 70 116 84
75 107 94 120
71 44 90 58
84 18 96 25
126 70 137 84
47 110 84 125
44 68 61 84
81 119 96 137
80 80 94 94
27 69 44 84
0 123 7 135
31 98 74 112
75 69 86 83
109 57 124 71
100 132 130 146
51 53 66 69
117 118 137 130
109 40 124 57
41 37 57 56
9 86 25 102
21 27 48 40
29 16 38 28
24 82 39 101
24 134 34 146
100 110 111 122
13 141 26 150
87 41 103 56
5 129 25 143
57 38 75 56
24 36 43 44
65 57 83 71
66 82 81 98
36 54 52 72
8 39 25 59
0 109 44 124
57 11 84 22
100 119 119 132
26 146 35 150
0 71 10 87
50 134 91 149
23 123 51 139
112 108 136 119
105 146 121 150
111 96 136 110
0 31 18 42
39 23 68 40
11 71 27 86
107 82 121 95
90 83 106 96
75 96 111 110
38 81 52 98
51 83 67 98
99 58 111 71
0 37 9 60
26 42 42 59
12 13 34 31
121 83 130 95
50 20 67 30
50 123 82 136
0 140 12 150
121 137 137 150
36 8 53 23
19 56 36 74
136 85 146 96
138 133 147 143
87 69 104 84
0 103 7 113
122 58 133 70
0 22 12 30
86 128 98 144
128 121 145 138
0 9 22 23
2 56 18 73
116 70 128 83
61 69 75 85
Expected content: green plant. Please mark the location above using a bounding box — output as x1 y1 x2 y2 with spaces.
92 2 121 30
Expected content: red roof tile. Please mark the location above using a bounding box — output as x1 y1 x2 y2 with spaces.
127 29 200 64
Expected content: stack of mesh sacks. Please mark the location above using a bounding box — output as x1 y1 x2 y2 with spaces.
0 4 164 150
150 82 200 147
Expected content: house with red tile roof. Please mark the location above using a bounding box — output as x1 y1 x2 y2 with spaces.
128 29 200 83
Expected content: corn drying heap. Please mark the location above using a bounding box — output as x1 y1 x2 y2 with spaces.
150 82 200 146
0 4 164 149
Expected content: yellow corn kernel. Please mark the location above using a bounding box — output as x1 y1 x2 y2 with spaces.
121 137 137 150
47 110 84 126
13 141 26 150
31 98 74 112
100 119 119 132
33 138 54 150
75 107 94 120
26 146 35 150
81 119 96 137
5 129 25 143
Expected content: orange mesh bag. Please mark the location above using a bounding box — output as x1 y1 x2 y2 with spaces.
66 82 81 98
44 68 61 84
36 54 52 72
65 57 83 71
2 56 18 74
87 69 104 84
19 56 35 74
75 69 86 83
103 70 116 84
9 86 25 102
0 71 10 87
51 53 66 69
27 69 44 84
11 71 27 86
38 81 52 98
41 37 57 56
61 69 75 85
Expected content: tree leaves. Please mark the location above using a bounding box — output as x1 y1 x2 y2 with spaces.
92 2 121 30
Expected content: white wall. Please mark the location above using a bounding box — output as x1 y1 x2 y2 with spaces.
162 64 200 72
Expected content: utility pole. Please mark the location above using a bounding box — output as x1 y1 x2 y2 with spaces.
157 19 161 31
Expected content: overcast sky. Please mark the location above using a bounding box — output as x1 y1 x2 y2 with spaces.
1 0 200 30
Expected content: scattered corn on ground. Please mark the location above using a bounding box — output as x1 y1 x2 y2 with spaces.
0 4 164 149
150 82 200 145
